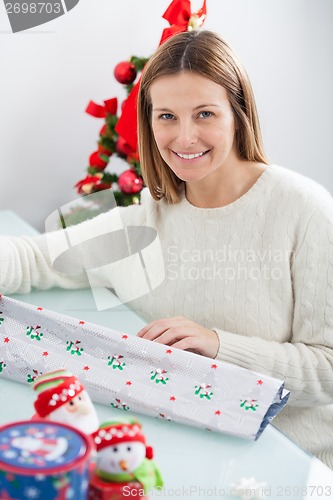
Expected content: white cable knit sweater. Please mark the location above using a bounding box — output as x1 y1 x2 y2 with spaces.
1 164 333 468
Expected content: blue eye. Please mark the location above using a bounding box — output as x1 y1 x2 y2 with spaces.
199 111 213 118
160 113 174 120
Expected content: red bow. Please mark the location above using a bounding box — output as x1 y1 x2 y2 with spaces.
85 97 118 118
160 0 207 44
115 0 206 151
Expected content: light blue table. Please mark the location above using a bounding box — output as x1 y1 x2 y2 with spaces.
1 210 333 499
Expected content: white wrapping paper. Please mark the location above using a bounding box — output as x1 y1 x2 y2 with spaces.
0 295 289 440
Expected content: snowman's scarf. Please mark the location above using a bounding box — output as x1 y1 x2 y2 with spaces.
96 459 164 493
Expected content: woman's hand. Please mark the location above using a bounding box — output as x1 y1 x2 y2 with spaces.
137 316 219 359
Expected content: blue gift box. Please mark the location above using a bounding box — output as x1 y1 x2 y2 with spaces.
0 420 92 499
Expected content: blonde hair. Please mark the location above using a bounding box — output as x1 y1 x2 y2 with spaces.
138 30 268 203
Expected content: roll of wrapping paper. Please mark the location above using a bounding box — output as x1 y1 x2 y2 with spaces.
0 295 289 440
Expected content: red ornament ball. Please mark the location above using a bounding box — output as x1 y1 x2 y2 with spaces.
89 151 109 170
118 170 143 194
116 137 133 157
114 61 137 85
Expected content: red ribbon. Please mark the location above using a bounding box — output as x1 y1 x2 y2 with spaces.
115 0 206 151
85 97 118 118
160 0 207 44
114 83 140 151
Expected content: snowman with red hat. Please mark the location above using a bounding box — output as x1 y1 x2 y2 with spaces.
32 369 99 435
90 419 163 497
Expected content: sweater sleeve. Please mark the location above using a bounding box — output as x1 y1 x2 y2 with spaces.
0 233 90 294
214 201 333 407
0 203 147 295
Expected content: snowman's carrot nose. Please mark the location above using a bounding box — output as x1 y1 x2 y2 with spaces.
119 460 128 471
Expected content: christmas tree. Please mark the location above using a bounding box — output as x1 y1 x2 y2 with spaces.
69 0 207 226
74 55 148 207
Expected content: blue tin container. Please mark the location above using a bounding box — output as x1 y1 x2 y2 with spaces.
0 420 92 499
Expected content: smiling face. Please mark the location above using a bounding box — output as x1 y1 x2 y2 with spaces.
97 441 146 474
150 72 239 188
46 391 99 434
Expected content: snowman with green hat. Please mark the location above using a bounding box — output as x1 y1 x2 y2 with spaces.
32 369 99 435
92 419 163 493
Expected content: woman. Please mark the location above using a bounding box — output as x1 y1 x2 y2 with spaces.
1 30 332 468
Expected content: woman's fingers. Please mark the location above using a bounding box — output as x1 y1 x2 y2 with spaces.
137 322 171 341
137 317 185 340
136 316 219 358
137 320 162 338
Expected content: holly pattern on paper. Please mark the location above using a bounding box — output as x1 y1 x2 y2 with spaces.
0 312 4 326
240 399 259 411
0 361 6 374
159 413 172 421
66 340 83 356
150 368 169 385
107 354 126 370
111 398 130 411
195 383 213 400
26 325 43 341
27 369 43 383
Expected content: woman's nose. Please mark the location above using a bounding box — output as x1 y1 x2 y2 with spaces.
176 120 198 148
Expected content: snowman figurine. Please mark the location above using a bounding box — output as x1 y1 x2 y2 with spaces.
91 420 163 495
32 369 99 435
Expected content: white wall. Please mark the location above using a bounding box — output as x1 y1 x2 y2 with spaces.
1 0 332 230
